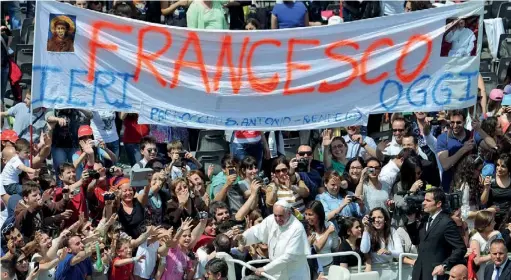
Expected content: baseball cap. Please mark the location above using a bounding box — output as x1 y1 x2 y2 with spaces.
0 130 19 143
77 125 93 138
489 89 504 101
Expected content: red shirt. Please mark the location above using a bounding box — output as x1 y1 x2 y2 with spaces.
122 114 150 144
111 257 134 280
54 165 92 227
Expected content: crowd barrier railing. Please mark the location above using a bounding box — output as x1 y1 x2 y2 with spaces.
240 251 362 279
234 251 511 280
398 253 418 280
225 258 276 280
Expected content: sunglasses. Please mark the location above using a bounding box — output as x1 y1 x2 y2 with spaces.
367 166 381 170
392 129 405 133
450 121 463 125
275 168 288 174
147 148 157 153
331 145 345 150
298 151 313 156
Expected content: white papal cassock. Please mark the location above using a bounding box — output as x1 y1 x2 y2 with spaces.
243 214 311 280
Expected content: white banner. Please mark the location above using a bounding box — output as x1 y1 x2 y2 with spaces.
32 1 483 130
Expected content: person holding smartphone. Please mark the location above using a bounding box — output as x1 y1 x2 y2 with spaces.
316 171 363 231
166 140 201 180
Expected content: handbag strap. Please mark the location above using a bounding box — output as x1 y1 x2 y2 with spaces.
18 111 45 139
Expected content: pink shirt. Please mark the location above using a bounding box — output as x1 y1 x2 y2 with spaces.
161 247 190 280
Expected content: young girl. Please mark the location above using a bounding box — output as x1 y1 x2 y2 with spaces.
110 239 146 280
160 217 206 280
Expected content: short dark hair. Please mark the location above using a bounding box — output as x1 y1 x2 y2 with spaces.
450 110 466 121
139 136 156 151
221 154 237 169
403 133 418 146
14 138 30 152
213 234 231 254
59 162 75 175
397 147 418 159
426 187 446 207
209 201 230 219
206 258 228 278
490 238 507 251
21 181 40 198
246 18 260 29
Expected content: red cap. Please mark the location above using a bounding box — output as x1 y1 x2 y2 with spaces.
0 130 19 143
77 125 93 138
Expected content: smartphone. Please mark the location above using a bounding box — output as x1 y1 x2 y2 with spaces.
178 151 187 158
228 169 236 176
62 188 70 194
367 167 375 175
34 262 39 271
346 195 353 201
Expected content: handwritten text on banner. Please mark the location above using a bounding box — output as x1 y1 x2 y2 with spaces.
32 1 483 130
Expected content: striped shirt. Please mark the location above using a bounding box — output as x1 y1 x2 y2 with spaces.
267 181 307 213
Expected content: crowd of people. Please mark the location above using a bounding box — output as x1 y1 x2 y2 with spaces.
1 0 511 280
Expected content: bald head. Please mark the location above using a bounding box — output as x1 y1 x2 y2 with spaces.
2 146 16 163
448 264 468 280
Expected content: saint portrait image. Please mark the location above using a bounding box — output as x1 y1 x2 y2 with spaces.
47 14 76 53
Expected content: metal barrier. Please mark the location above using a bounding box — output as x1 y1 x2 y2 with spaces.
398 253 418 280
240 251 362 278
225 258 277 280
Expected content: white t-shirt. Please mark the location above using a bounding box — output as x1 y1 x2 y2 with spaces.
133 240 160 279
90 110 119 143
28 253 57 280
1 155 24 185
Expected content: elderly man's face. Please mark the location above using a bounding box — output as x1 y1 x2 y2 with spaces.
273 205 291 226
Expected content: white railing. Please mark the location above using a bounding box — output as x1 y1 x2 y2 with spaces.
225 258 277 280
240 251 362 278
398 253 418 280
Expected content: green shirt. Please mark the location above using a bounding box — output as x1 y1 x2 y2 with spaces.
331 160 346 175
186 0 228 30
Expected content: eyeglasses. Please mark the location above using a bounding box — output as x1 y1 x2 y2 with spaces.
350 166 363 170
298 151 313 156
147 148 157 153
450 121 463 125
392 129 405 133
275 168 288 174
331 145 345 150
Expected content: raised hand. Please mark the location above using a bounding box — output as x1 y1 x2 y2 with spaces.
322 129 333 147
180 217 194 232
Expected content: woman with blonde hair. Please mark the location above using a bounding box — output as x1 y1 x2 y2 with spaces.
469 210 502 280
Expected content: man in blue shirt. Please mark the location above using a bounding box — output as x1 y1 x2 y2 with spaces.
55 235 93 280
436 110 474 192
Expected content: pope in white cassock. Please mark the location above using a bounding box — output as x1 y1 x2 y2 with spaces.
444 18 476 57
241 200 311 280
